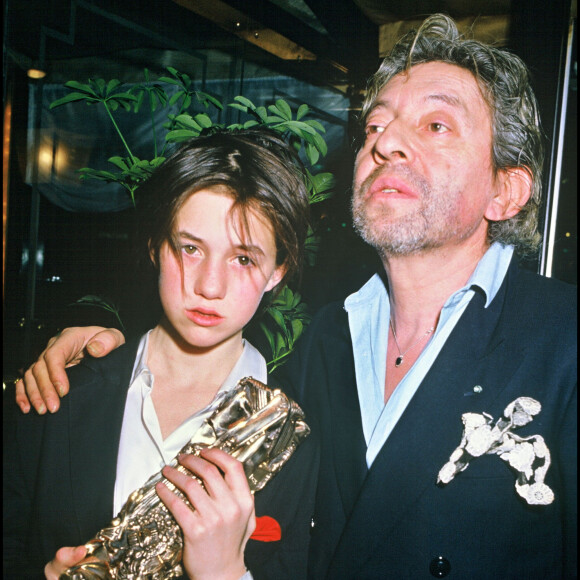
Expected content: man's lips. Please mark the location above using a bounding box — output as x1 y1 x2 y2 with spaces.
185 308 224 327
366 176 417 200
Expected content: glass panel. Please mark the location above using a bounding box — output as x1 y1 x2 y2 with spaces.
541 18 577 284
550 19 577 284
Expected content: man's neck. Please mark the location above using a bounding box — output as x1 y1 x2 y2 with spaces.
380 241 490 403
383 240 489 330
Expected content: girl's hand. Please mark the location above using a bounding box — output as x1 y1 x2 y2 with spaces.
156 448 255 580
44 545 87 580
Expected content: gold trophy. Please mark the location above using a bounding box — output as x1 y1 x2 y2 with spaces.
61 377 310 579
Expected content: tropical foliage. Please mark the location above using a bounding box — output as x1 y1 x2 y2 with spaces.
50 67 335 370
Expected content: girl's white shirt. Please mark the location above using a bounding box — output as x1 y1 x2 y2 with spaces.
113 330 268 514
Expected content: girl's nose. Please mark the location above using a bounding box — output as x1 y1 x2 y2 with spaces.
193 259 227 300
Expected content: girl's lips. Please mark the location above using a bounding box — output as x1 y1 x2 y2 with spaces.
185 309 224 327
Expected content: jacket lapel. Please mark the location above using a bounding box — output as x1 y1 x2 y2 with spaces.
327 317 368 517
312 306 368 518
327 263 528 577
67 342 138 539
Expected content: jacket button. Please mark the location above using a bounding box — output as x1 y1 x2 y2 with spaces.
429 556 451 577
310 518 316 535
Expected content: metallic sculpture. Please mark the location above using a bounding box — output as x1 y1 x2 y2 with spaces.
62 377 310 579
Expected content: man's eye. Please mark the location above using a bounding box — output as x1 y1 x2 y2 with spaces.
428 122 449 133
365 124 385 135
182 245 197 255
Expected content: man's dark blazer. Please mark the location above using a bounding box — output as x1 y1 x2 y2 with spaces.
3 340 318 579
277 258 577 579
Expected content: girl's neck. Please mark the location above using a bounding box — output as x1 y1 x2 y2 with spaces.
146 323 245 439
146 323 244 392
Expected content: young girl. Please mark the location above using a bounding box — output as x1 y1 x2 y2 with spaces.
3 128 317 579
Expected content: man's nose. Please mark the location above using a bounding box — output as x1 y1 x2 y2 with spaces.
371 120 413 165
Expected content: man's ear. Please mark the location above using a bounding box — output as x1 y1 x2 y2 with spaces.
485 167 532 222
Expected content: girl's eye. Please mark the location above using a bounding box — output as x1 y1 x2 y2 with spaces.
182 245 198 255
236 255 254 267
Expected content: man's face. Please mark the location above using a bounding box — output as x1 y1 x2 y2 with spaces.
352 61 499 257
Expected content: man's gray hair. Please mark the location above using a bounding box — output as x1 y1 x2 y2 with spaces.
361 14 543 256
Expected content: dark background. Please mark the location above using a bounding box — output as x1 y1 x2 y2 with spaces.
3 0 576 379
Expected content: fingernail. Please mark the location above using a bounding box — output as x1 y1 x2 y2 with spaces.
38 404 46 415
49 401 58 413
55 382 66 397
87 342 103 356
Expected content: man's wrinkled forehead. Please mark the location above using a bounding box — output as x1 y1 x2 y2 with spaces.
365 62 492 121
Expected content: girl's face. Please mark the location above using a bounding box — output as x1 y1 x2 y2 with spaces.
157 188 284 352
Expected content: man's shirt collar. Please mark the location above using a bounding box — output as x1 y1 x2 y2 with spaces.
345 242 514 314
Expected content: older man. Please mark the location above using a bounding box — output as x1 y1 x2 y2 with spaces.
15 14 577 579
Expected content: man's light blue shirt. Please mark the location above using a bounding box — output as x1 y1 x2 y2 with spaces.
344 242 514 468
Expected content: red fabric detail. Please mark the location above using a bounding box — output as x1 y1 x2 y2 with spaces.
250 516 282 542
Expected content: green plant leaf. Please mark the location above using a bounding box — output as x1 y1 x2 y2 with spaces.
291 318 304 338
195 113 213 128
259 323 276 353
275 99 292 120
195 91 223 110
78 168 119 181
70 295 125 331
63 80 98 95
94 78 106 93
182 94 192 110
305 143 320 165
233 95 256 110
296 103 309 120
304 119 326 133
106 79 122 96
308 171 335 203
49 93 99 108
134 91 146 112
255 106 268 122
275 331 287 353
291 290 302 308
173 114 203 131
229 103 248 113
268 307 287 330
107 156 131 171
158 76 182 86
169 91 184 106
311 132 328 156
309 171 334 191
165 129 200 142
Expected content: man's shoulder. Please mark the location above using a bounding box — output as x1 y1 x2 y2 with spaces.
302 300 350 343
512 266 577 313
504 265 577 348
66 337 140 390
515 262 576 291
311 300 349 324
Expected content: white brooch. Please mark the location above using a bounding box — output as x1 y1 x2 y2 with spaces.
437 397 554 506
